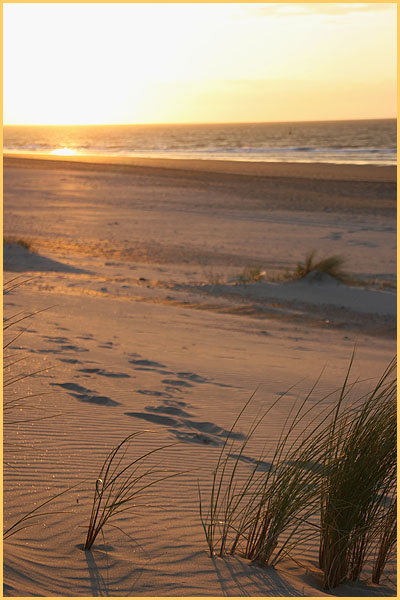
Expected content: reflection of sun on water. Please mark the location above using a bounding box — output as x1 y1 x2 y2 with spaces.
51 148 77 156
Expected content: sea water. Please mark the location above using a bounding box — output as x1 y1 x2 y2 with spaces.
3 119 396 166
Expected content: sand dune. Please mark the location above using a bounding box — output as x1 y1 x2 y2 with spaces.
3 156 396 596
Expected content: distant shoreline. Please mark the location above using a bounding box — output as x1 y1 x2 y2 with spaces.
3 117 396 126
3 153 396 184
5 119 396 168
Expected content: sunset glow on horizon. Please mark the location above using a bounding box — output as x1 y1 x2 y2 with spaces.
4 3 397 126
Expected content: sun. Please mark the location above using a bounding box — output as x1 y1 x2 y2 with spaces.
50 148 78 156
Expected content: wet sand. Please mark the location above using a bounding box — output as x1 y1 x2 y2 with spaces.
4 154 396 216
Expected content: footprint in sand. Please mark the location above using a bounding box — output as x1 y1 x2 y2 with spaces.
133 366 173 375
98 341 117 349
161 379 193 388
180 419 245 440
137 390 173 399
52 382 120 406
42 335 70 344
129 358 167 368
60 344 89 353
164 399 189 408
169 430 221 446
33 347 63 354
229 453 272 472
144 404 193 417
176 372 207 383
125 410 245 445
128 357 236 390
172 373 236 389
125 412 178 427
129 358 173 375
59 358 83 364
78 367 131 378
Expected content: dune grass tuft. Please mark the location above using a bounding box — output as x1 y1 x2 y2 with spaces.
294 250 349 283
84 432 178 550
200 355 397 588
199 378 341 564
4 236 34 251
319 357 396 589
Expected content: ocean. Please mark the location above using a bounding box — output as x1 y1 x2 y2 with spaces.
3 119 396 166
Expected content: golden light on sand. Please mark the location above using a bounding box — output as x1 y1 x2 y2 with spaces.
50 148 77 156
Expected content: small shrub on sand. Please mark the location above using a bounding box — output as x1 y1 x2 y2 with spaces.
294 250 348 283
84 433 177 550
4 236 33 252
200 355 396 588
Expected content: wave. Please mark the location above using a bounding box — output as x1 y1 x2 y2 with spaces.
4 119 397 166
4 145 396 166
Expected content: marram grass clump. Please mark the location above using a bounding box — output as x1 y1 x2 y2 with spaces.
200 355 396 589
294 250 349 283
199 379 338 564
319 357 396 589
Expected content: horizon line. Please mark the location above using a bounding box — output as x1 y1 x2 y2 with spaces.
4 117 397 127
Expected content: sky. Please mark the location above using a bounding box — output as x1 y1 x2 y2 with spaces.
3 3 397 125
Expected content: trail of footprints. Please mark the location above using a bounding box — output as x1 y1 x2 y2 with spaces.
126 356 242 446
17 324 242 446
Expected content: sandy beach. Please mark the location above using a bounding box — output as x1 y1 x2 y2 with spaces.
3 154 397 597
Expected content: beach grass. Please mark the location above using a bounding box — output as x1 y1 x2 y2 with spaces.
371 495 397 584
200 355 397 587
84 432 178 550
319 357 396 588
294 250 349 282
199 379 334 563
4 236 34 251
